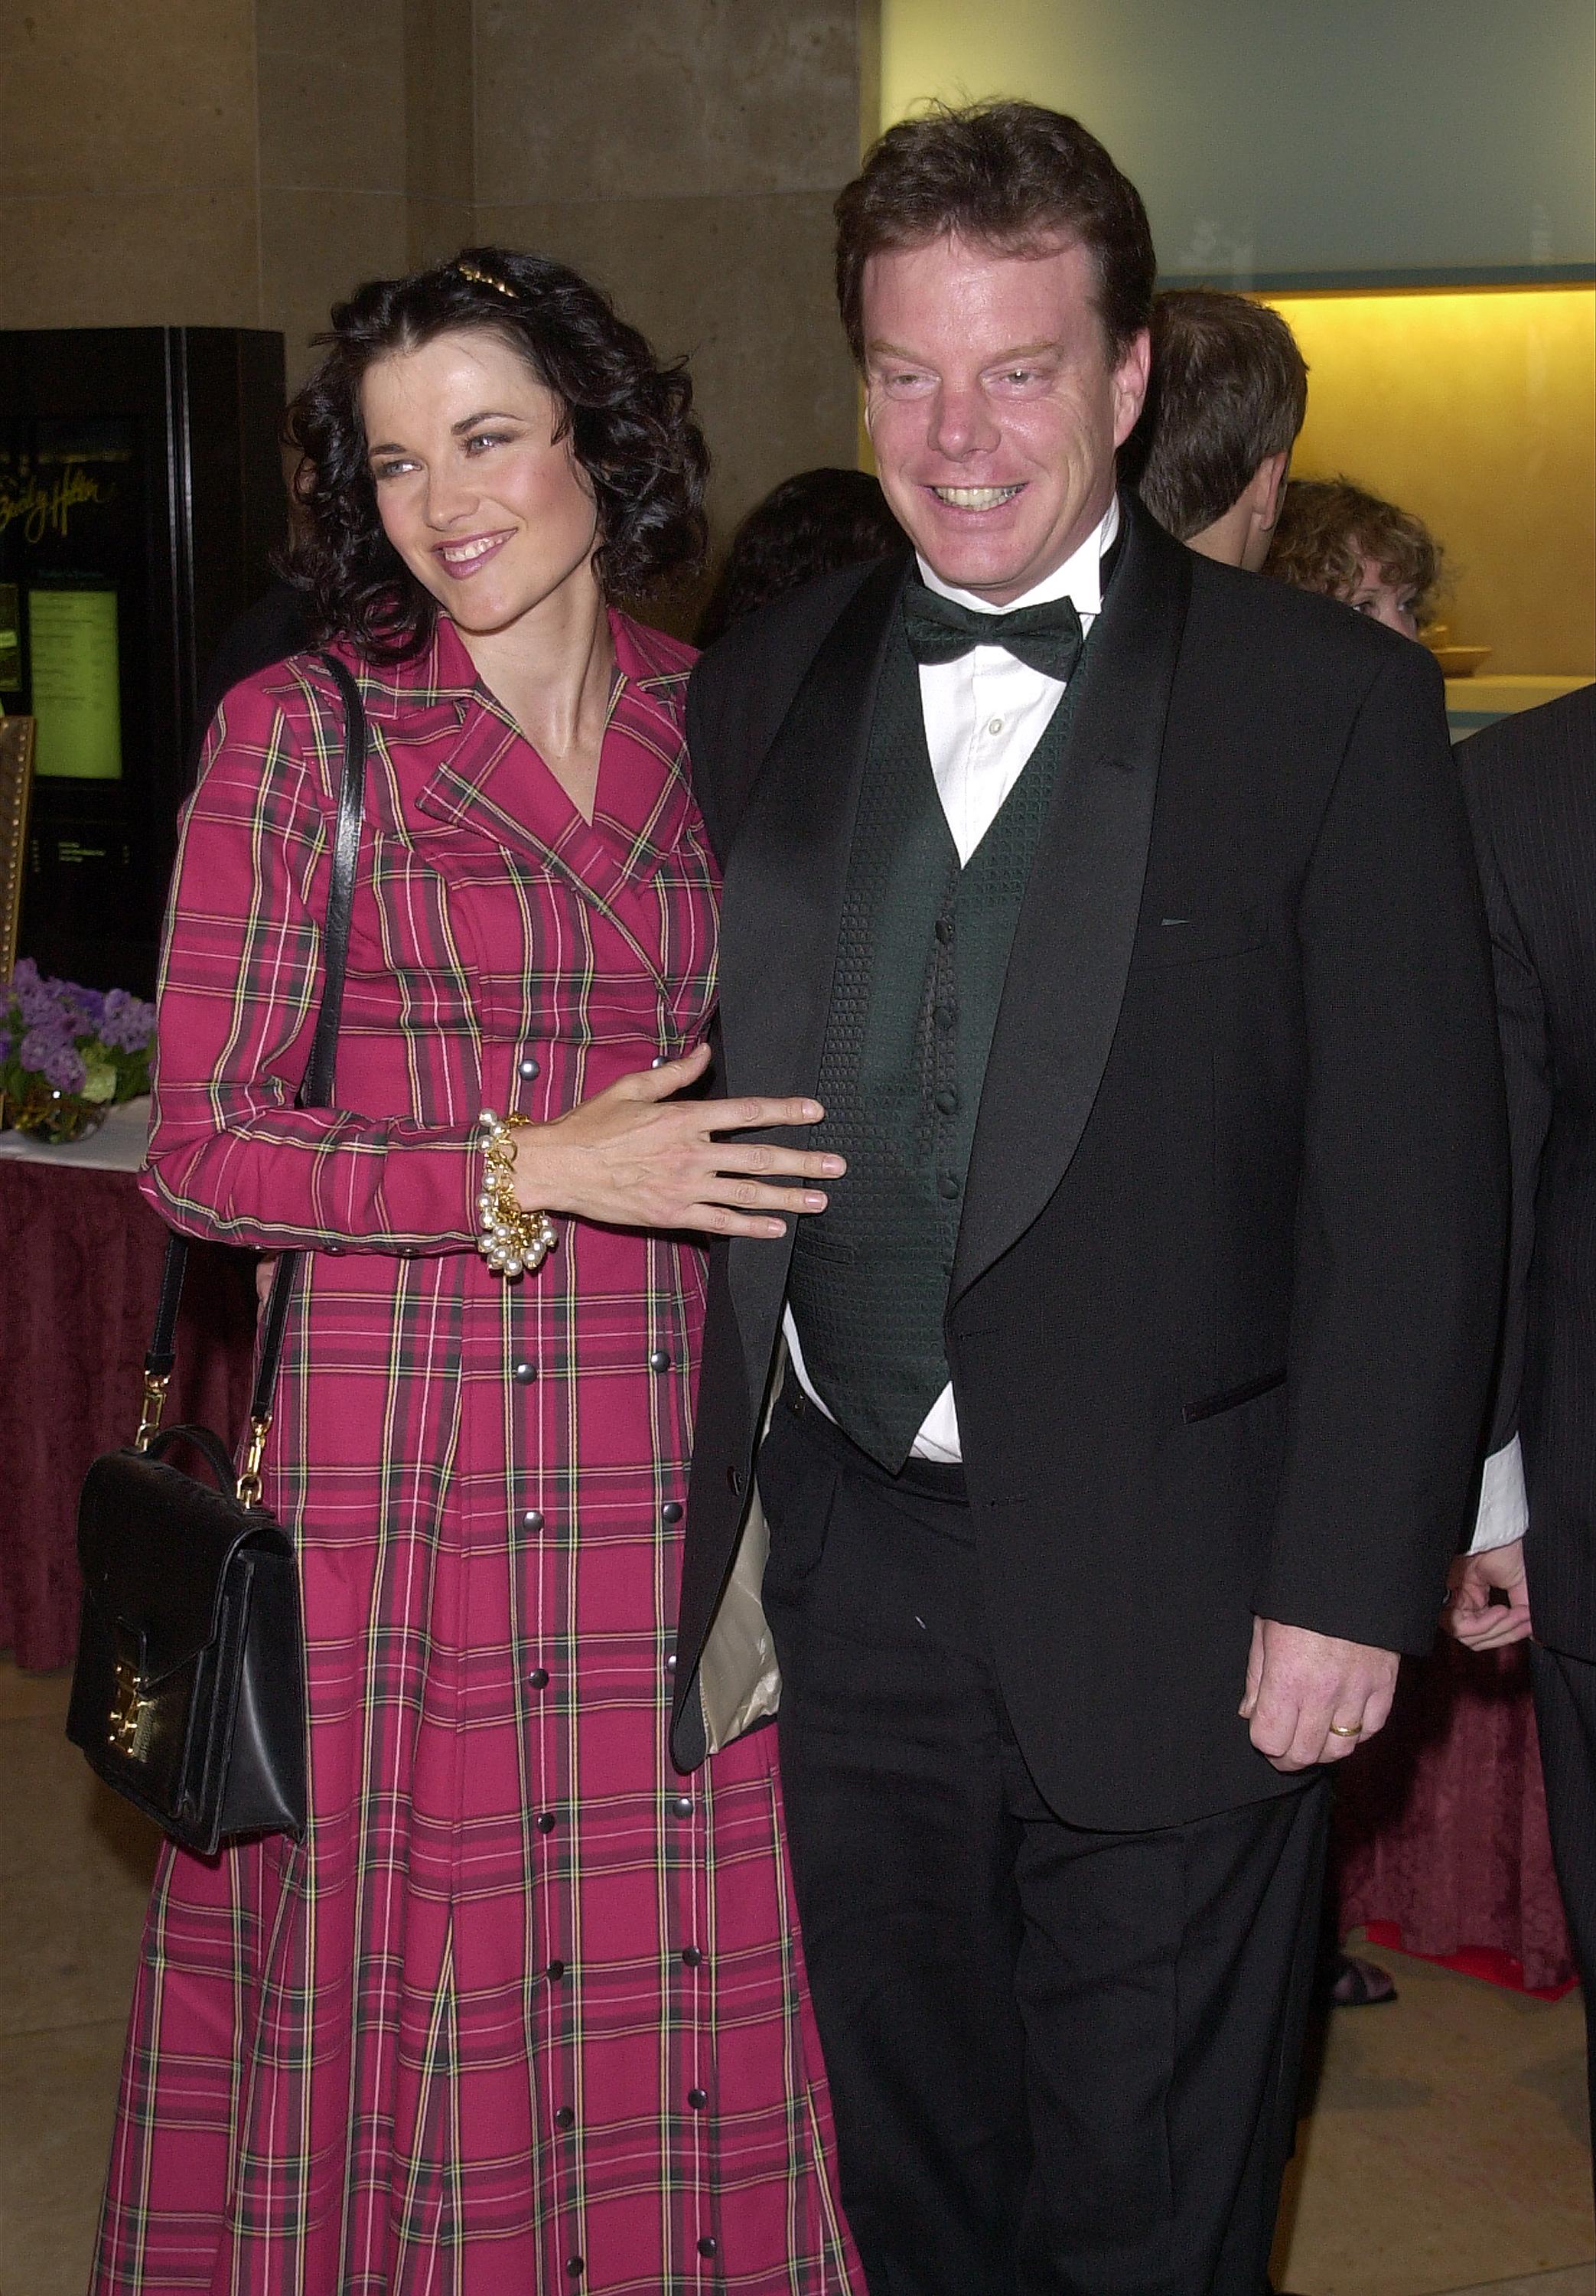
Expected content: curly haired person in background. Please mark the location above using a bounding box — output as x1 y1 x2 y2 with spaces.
1265 474 1445 638
90 248 858 2296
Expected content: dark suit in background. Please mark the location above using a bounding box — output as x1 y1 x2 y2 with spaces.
1461 683 1596 2157
673 497 1508 2294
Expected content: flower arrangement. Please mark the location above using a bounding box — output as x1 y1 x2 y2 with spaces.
0 960 156 1144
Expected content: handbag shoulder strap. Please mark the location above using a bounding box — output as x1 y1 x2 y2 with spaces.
143 653 369 1430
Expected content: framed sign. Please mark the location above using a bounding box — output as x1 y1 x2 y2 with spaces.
0 713 37 980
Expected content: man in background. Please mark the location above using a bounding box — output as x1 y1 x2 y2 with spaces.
1446 680 1596 2200
1128 286 1306 570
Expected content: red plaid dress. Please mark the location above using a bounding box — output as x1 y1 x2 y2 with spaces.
92 614 858 2296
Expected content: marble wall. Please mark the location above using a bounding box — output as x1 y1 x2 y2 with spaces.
0 0 869 565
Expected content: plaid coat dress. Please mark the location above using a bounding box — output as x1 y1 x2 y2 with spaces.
93 613 858 2296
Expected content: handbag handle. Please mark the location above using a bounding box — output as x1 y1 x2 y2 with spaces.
137 654 369 1491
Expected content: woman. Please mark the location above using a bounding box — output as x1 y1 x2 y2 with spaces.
93 249 856 2294
1264 475 1445 638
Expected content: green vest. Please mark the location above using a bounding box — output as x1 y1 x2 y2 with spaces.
787 622 1073 1469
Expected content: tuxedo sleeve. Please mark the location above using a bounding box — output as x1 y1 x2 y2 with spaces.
1254 647 1508 1650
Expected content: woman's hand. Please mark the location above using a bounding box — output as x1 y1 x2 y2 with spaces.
513 1044 845 1241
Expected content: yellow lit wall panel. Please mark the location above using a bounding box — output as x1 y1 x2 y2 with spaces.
1264 289 1594 677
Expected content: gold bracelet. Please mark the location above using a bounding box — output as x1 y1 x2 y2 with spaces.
476 1110 559 1280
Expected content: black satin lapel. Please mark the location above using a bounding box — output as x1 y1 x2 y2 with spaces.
951 503 1192 1300
719 555 907 1400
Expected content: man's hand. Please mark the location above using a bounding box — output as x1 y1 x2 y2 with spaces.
1444 1538 1532 1650
1239 1617 1399 1771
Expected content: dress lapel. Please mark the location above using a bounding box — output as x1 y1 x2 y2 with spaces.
406 613 691 989
949 498 1191 1301
718 554 907 1398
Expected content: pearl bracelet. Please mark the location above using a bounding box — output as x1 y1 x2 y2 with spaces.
476 1110 559 1280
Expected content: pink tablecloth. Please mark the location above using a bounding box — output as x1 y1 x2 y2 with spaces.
1334 1632 1575 1993
0 1159 257 1671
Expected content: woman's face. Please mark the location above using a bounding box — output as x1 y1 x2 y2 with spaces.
361 328 599 637
1346 553 1419 641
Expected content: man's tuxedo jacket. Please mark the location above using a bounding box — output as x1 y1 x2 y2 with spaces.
673 500 1507 1828
1463 684 1596 1663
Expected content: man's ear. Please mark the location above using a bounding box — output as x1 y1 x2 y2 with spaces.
1251 450 1291 536
1111 328 1153 449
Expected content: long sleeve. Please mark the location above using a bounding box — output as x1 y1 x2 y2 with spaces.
1461 757 1554 1552
141 673 481 1254
1255 644 1509 1650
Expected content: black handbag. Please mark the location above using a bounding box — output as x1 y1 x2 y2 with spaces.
67 655 367 1855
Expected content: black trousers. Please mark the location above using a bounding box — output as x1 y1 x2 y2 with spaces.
1529 1639 1596 2213
759 1394 1328 2296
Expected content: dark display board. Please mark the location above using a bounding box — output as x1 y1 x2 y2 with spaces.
0 328 286 993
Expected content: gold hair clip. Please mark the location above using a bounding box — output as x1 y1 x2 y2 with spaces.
455 259 520 302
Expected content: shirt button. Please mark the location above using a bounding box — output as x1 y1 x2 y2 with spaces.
546 1958 566 1981
648 1348 672 1372
940 1172 962 1200
988 716 1005 735
513 1361 536 1384
554 2105 575 2129
565 2259 584 2281
688 2088 708 2110
935 916 954 944
529 1667 550 1689
936 1000 956 1031
725 1466 745 1495
682 1945 703 1968
665 1652 677 1674
537 1812 557 1834
518 1055 540 1080
935 1087 959 1115
521 1509 544 1531
671 1794 693 1818
698 2236 718 2258
650 1053 670 1069
662 1500 684 1523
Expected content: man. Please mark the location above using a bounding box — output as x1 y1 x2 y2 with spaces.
673 103 1506 2295
1446 681 1596 2190
1128 286 1306 570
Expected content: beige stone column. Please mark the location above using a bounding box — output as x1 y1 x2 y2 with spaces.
472 0 866 561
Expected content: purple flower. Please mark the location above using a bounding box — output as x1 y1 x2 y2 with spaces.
11 960 61 1028
66 981 106 1029
19 1022 70 1071
44 1042 87 1093
99 988 156 1052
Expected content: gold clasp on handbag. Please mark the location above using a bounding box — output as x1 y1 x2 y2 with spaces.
236 1414 272 1508
133 1372 170 1452
109 1652 155 1760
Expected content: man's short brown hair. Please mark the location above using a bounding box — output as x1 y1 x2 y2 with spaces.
1127 291 1309 541
835 100 1156 367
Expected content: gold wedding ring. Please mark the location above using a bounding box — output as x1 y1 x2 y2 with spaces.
1327 1720 1363 1738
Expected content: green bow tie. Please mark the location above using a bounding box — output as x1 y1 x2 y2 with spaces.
901 580 1086 683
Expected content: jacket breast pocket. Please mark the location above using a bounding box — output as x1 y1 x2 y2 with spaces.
1134 905 1271 969
1183 1368 1287 1424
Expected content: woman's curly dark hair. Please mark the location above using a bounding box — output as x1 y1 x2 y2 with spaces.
280 247 709 658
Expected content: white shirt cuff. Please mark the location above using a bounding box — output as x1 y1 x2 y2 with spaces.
1471 1437 1529 1553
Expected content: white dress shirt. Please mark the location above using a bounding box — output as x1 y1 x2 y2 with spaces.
1471 1436 1529 1553
784 498 1121 1461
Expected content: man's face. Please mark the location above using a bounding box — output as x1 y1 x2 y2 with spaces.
862 233 1149 604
